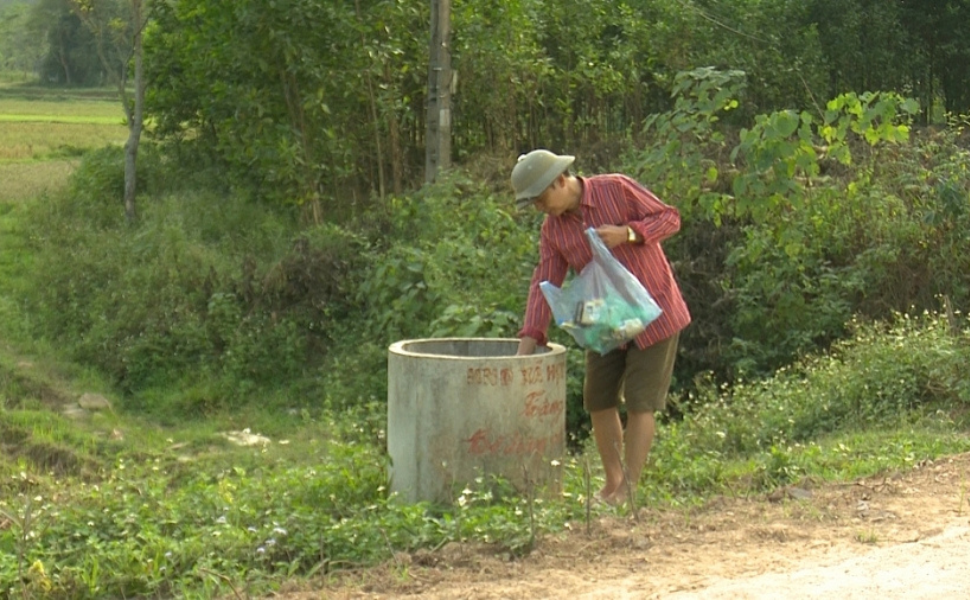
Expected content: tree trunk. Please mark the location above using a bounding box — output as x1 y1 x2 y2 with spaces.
57 46 71 85
355 0 386 200
70 0 145 222
123 0 144 224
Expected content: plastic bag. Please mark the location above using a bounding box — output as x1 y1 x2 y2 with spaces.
540 227 662 354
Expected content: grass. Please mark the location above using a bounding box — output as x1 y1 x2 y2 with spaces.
0 83 129 162
0 121 127 160
0 79 120 102
0 161 79 202
3 82 970 598
0 97 125 119
1 390 968 598
0 83 127 202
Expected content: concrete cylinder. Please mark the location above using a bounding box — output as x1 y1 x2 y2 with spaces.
388 338 567 504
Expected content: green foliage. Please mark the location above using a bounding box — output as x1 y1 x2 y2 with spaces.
9 11 970 597
0 422 586 598
138 0 893 210
354 171 535 344
19 152 378 407
0 1 45 77
680 312 970 455
721 92 951 374
626 70 970 379
15 150 569 424
11 0 970 211
146 0 427 206
644 311 970 500
68 144 164 218
32 0 104 86
631 66 744 225
319 170 553 412
730 91 917 224
15 65 970 433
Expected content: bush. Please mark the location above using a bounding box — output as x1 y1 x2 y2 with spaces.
667 311 970 459
20 174 371 404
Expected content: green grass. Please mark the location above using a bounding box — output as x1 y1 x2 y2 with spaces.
0 114 124 124
0 86 128 202
0 80 121 102
0 98 125 120
0 121 127 160
1 392 968 598
0 90 129 163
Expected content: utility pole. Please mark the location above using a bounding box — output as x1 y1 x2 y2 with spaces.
424 0 452 183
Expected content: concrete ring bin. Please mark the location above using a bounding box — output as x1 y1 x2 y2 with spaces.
388 338 567 504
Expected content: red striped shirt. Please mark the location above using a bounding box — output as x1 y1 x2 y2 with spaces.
518 174 691 348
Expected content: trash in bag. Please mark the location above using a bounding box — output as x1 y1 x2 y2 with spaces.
540 227 662 354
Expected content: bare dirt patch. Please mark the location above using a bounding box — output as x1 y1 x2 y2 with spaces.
291 453 970 599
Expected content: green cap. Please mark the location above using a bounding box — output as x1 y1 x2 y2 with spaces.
511 149 575 208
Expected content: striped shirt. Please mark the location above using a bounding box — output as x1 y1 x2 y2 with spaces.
518 173 691 349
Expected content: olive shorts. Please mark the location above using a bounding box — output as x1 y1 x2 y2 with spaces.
583 333 680 413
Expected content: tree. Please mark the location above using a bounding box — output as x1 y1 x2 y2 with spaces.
899 0 970 118
0 2 46 79
70 0 148 223
31 0 101 85
144 0 429 213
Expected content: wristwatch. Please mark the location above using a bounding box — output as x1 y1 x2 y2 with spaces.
627 226 638 244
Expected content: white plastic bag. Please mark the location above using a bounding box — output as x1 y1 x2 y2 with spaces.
540 227 662 354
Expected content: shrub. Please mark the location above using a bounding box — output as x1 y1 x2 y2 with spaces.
20 179 370 404
667 311 970 460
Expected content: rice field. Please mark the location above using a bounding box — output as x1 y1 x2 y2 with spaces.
0 160 80 202
0 121 128 159
0 97 125 121
0 83 128 201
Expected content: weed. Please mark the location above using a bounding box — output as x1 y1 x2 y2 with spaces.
854 529 879 544
960 471 968 517
0 495 35 598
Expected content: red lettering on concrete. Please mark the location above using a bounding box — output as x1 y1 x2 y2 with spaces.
466 367 501 386
523 391 565 418
545 363 565 383
465 428 564 456
520 365 543 385
466 428 502 455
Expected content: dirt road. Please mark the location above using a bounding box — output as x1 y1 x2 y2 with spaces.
311 452 970 599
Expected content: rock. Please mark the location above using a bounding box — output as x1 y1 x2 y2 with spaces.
220 428 272 446
768 486 813 503
78 393 112 411
62 404 89 419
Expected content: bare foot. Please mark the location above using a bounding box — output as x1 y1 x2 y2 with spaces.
599 488 630 506
595 482 629 506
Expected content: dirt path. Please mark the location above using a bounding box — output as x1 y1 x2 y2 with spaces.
303 452 970 599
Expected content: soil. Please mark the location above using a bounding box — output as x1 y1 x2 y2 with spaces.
288 453 970 599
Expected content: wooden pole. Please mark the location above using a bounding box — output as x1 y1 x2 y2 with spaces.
424 0 452 183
